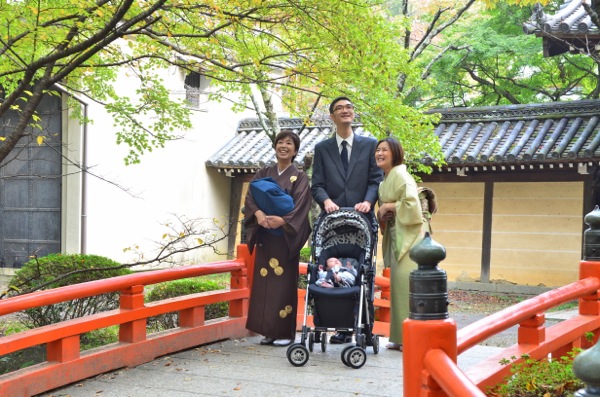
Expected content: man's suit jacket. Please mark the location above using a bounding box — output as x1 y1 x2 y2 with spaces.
311 133 383 210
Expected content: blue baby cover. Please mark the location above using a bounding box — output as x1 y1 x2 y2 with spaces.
249 177 294 235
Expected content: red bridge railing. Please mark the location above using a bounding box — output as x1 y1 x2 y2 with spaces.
5 238 597 397
0 245 391 397
404 259 600 396
0 246 257 397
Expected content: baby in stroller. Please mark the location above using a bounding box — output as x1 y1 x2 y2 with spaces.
316 257 358 288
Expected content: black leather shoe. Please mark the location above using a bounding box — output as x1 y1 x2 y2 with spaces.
260 337 275 345
329 333 352 344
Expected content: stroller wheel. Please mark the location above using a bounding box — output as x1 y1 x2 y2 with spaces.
321 335 327 352
372 335 380 354
345 347 367 369
287 344 309 367
341 345 353 367
308 332 314 353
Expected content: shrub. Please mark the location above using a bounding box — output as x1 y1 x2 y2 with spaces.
487 350 584 397
298 246 311 289
3 254 130 372
81 326 120 350
0 346 45 375
145 277 229 331
299 247 311 262
8 254 132 329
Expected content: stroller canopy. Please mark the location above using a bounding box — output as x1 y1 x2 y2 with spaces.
312 209 375 263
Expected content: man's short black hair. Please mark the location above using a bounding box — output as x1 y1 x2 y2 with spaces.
329 96 352 114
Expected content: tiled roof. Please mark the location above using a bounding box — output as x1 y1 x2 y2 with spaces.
427 99 600 174
205 118 374 176
523 0 598 35
523 0 600 56
206 99 600 176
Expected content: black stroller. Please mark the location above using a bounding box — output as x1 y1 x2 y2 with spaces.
286 208 380 369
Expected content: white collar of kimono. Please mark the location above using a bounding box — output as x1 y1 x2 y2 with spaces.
278 164 292 175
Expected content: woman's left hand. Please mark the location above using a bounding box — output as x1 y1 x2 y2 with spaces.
265 215 285 229
377 203 395 222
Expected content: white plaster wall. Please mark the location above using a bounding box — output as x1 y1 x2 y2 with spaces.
81 64 255 265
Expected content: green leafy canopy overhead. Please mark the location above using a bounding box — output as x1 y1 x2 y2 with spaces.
0 0 442 169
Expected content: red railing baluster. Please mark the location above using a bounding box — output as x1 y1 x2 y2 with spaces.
47 335 80 363
119 285 147 343
518 313 546 345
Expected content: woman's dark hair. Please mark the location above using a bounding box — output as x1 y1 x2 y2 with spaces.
377 136 404 166
329 96 352 114
274 130 300 161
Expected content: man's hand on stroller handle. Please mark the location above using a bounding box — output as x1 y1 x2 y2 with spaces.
323 199 339 213
354 201 371 213
323 199 371 213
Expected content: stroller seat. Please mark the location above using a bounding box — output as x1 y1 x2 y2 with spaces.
308 243 364 298
308 244 365 328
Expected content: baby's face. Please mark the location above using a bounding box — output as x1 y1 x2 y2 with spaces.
326 258 342 269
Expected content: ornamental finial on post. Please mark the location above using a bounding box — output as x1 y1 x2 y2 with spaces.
583 205 600 260
572 339 600 397
408 232 449 320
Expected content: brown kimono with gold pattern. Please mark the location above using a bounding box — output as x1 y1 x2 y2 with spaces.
244 164 312 339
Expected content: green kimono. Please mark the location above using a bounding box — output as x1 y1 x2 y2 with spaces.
379 164 425 345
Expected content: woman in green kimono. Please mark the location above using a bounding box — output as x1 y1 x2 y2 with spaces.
375 137 425 351
244 131 312 347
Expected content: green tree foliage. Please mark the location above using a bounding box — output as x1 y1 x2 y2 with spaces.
0 0 443 172
394 0 600 108
412 1 599 107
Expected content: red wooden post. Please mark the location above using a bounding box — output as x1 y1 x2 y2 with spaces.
404 318 458 396
180 306 205 328
379 268 391 323
403 233 451 396
119 285 146 343
518 313 546 345
230 244 252 318
579 260 600 316
47 335 80 363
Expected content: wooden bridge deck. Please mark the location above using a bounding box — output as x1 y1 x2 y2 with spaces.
35 335 504 397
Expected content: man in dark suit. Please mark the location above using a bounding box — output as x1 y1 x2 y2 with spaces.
311 96 383 344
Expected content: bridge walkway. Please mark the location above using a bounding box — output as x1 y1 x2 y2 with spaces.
35 334 506 397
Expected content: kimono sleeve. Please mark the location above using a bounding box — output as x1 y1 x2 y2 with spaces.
281 171 312 253
388 167 424 261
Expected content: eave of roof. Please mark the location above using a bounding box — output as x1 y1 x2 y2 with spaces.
523 0 600 56
524 0 599 35
206 99 600 177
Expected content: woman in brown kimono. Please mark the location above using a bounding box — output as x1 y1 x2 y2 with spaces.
244 131 312 346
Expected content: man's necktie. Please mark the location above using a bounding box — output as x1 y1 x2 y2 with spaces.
341 140 349 172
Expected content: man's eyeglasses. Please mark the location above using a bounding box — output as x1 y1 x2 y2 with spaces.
333 104 355 112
